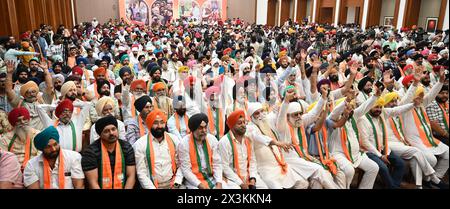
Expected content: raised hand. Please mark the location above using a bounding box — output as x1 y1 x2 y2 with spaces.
6 60 16 74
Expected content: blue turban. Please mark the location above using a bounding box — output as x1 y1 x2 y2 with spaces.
34 126 60 151
119 66 132 78
76 57 88 66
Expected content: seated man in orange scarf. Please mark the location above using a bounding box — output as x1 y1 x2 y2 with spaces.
218 109 268 189
133 110 184 189
23 126 85 189
81 116 136 189
178 113 226 189
0 108 40 171
36 99 90 152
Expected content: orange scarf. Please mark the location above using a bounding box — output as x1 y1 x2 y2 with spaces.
8 134 31 170
389 117 409 145
340 117 359 163
207 106 224 139
227 132 252 183
438 103 449 133
314 126 337 175
410 107 440 148
188 134 214 188
146 133 177 188
288 125 312 161
93 82 99 99
43 150 65 189
255 124 288 175
100 141 125 189
365 114 389 155
175 113 190 134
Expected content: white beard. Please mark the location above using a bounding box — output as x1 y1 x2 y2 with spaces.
15 125 31 140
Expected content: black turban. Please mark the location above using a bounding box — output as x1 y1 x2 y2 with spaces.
134 95 152 112
96 79 110 95
95 115 118 135
119 66 132 78
150 65 161 76
358 76 374 91
188 113 209 132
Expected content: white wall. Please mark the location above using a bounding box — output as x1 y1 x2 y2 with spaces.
306 0 312 20
76 0 119 24
346 7 356 23
256 0 269 24
379 0 395 26
418 0 441 29
444 0 449 30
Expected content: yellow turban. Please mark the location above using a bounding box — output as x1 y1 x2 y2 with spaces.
383 92 399 105
278 50 287 58
95 96 115 116
60 81 77 98
178 66 189 73
307 101 318 113
288 28 296 35
375 97 385 107
415 86 425 98
20 81 39 97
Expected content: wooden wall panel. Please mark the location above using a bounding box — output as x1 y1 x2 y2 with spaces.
296 0 307 22
438 0 447 30
267 0 277 26
0 0 74 37
366 0 382 27
280 0 291 24
403 0 421 27
393 0 400 28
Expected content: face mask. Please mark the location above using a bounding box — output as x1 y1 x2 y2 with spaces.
151 128 165 138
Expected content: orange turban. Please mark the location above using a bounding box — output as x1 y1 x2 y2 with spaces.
226 109 246 129
20 81 39 97
21 41 30 49
55 99 74 118
131 79 146 92
146 109 167 129
152 82 166 92
93 67 106 79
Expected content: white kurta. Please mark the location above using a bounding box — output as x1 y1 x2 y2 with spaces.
358 104 414 157
37 101 90 152
23 149 84 189
402 82 448 155
218 133 268 189
178 134 223 189
276 98 326 179
167 113 190 142
246 122 308 189
133 132 183 189
328 95 378 167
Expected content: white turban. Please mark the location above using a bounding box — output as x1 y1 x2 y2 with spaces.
60 81 77 98
247 102 263 118
287 102 305 114
52 74 65 83
239 63 251 72
95 96 115 116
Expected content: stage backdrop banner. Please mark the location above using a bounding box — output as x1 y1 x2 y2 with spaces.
119 0 227 25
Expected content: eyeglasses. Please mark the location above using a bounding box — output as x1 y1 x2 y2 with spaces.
290 112 303 118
